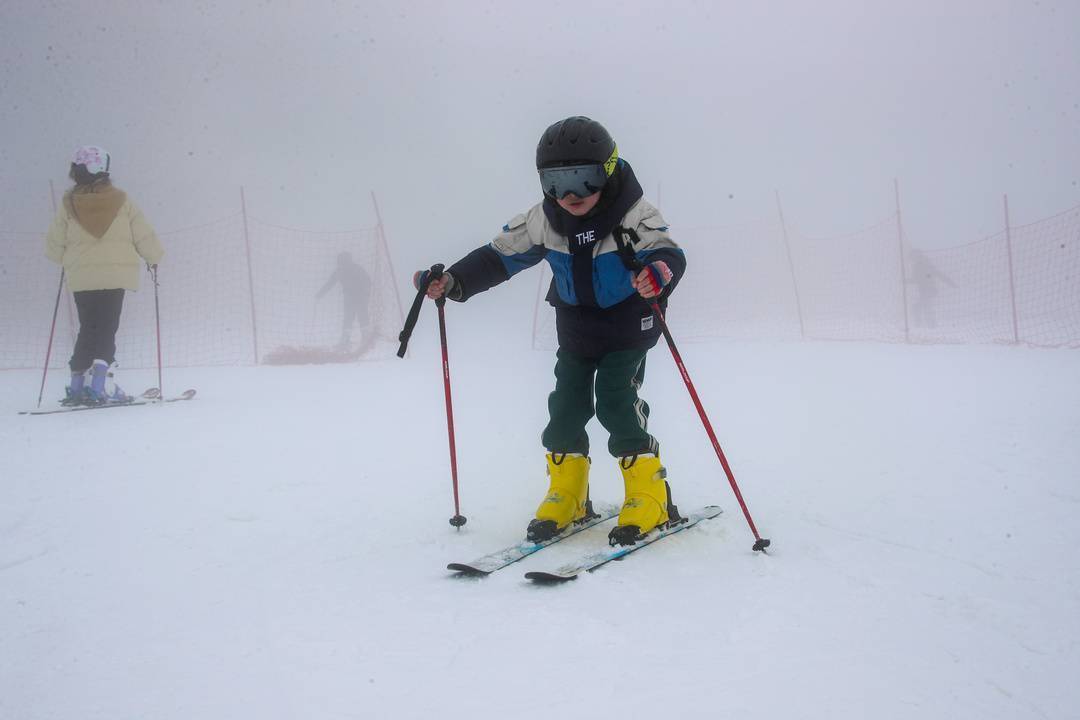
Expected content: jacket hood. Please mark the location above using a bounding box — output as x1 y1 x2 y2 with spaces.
66 184 127 239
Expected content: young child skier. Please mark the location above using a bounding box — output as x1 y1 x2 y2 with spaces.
417 116 686 546
45 145 165 405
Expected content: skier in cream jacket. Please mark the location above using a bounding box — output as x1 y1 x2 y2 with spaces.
45 145 164 405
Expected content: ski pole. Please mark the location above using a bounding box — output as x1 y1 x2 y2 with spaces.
435 293 466 528
616 227 771 552
397 264 467 528
149 264 164 400
36 269 66 408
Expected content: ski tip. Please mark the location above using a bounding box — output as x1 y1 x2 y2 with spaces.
149 389 197 403
447 563 491 576
524 571 577 583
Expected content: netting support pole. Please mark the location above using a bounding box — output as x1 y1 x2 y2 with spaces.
894 179 911 343
1003 194 1020 345
240 187 260 364
371 191 407 341
774 190 806 340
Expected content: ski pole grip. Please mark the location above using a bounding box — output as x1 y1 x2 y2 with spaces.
418 263 445 288
617 227 673 309
397 263 446 358
427 263 447 308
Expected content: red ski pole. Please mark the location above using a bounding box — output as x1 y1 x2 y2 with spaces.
436 295 466 529
647 299 769 552
149 264 164 399
36 269 66 408
398 264 466 528
617 228 770 552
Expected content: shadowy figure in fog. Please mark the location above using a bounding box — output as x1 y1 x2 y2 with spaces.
316 251 372 351
907 248 957 329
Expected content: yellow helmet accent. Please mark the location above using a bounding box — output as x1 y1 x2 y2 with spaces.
603 144 619 177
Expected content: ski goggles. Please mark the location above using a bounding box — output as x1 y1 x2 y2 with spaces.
538 163 610 200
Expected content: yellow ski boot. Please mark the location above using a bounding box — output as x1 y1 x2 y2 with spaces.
609 454 680 546
527 453 594 543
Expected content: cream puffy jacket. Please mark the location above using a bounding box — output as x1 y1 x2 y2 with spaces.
44 185 165 292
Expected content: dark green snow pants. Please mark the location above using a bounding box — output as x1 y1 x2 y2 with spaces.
541 347 659 458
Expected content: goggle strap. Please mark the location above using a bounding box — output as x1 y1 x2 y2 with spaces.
603 144 619 177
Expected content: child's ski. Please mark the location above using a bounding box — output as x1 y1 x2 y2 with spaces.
156 388 198 404
19 388 197 415
447 503 620 576
524 505 723 582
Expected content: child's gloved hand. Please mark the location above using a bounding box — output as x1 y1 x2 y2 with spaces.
413 269 456 299
631 261 672 299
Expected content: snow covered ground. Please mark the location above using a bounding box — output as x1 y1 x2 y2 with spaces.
2 332 1078 719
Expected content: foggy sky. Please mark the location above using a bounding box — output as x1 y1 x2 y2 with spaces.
2 0 1078 276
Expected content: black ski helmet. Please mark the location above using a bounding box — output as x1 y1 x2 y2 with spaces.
536 116 617 169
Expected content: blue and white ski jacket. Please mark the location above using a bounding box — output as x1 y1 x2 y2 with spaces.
447 197 686 357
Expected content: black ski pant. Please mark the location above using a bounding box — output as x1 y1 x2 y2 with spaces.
69 289 125 372
541 347 659 459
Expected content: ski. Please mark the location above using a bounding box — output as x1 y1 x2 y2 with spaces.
156 388 198 404
524 505 723 582
19 388 197 415
447 502 620 576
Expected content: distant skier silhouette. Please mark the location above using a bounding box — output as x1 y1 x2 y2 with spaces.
316 251 372 352
907 248 957 329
